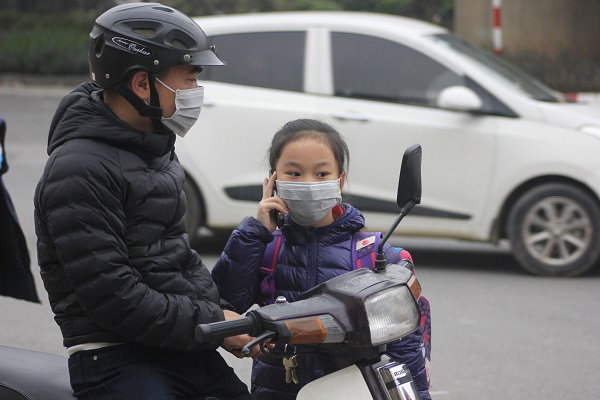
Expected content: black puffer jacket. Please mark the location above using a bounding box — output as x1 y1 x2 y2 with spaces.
34 83 226 350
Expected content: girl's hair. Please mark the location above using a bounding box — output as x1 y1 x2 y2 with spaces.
268 119 350 175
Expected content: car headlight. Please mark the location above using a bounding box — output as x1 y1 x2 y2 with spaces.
579 125 600 139
365 285 420 346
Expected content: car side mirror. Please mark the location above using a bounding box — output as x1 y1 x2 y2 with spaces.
437 85 483 112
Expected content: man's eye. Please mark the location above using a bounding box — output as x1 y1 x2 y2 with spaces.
287 171 301 177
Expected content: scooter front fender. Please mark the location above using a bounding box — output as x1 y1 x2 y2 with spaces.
297 364 372 400
297 357 422 400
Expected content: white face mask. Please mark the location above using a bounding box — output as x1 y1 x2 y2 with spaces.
156 78 204 138
276 178 342 227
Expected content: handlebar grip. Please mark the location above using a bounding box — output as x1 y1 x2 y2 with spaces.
195 315 257 343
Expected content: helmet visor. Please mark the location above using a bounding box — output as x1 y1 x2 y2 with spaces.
188 45 226 66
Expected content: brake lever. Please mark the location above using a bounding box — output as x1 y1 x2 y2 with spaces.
241 330 277 356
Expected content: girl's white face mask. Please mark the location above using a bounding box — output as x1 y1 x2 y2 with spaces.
276 178 342 227
156 78 204 138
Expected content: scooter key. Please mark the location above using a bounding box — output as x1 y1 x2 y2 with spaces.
283 355 299 384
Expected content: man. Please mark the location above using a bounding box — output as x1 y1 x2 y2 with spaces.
34 3 258 399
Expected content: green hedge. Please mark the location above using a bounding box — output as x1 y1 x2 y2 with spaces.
1 10 598 92
0 11 93 75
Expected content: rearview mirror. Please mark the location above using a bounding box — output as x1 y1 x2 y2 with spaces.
397 144 422 212
376 143 423 270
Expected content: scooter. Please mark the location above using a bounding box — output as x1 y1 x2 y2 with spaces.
195 144 425 400
0 144 423 400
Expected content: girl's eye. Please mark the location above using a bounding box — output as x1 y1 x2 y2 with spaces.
316 172 330 178
287 171 301 177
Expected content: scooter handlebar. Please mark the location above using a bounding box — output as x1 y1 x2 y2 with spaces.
195 314 259 343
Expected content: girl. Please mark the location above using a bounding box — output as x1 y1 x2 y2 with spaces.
212 119 430 400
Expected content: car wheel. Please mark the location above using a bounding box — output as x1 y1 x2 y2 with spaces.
182 176 204 245
507 183 600 276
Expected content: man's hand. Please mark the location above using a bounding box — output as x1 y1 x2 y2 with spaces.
221 310 262 359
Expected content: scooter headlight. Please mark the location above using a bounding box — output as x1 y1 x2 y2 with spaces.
365 285 420 346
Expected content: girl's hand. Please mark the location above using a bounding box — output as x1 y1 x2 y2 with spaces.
257 171 288 232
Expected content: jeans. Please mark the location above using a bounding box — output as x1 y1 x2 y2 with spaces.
68 343 253 400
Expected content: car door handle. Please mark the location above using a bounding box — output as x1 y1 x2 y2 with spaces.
331 111 370 122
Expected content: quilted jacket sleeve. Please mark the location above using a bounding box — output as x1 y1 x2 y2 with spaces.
35 149 225 350
382 246 431 399
212 216 274 313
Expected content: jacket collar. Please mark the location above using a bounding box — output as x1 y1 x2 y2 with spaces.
281 203 365 245
48 82 175 162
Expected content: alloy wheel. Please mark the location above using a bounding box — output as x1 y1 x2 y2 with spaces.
521 196 593 267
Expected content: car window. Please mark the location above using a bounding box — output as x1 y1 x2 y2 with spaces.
331 32 465 107
203 31 305 92
431 33 563 102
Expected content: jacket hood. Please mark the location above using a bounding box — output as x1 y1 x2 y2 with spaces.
282 203 365 245
47 82 175 161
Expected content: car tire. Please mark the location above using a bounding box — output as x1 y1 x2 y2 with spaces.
182 176 204 245
507 183 600 276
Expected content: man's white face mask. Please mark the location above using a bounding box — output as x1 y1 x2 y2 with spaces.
275 178 342 227
156 78 204 138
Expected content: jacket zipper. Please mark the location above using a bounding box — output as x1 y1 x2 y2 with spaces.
305 227 317 384
306 228 318 289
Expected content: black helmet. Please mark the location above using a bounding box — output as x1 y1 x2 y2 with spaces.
89 2 224 88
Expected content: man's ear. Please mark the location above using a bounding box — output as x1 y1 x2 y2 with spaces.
129 70 151 103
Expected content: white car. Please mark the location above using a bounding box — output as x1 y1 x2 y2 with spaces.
177 11 600 276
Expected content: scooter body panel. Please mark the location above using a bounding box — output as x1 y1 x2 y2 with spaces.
296 364 372 400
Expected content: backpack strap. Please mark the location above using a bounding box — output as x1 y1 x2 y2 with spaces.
351 232 381 270
259 230 284 305
260 230 283 275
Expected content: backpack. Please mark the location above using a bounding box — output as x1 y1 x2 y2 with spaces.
258 230 431 388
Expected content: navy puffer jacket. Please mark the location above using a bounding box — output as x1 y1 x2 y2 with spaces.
212 205 430 400
34 83 227 350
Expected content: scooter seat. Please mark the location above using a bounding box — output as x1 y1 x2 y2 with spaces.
0 345 75 400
